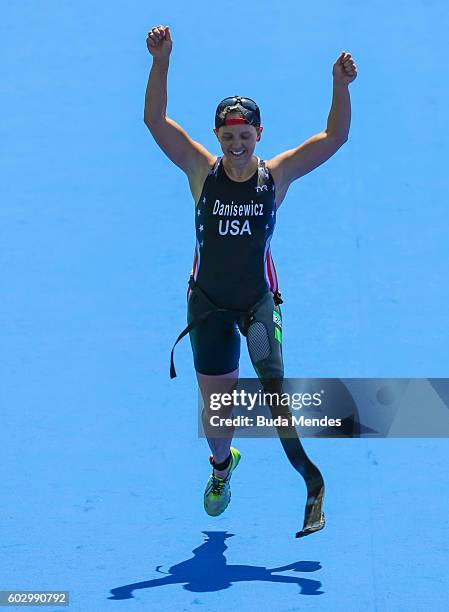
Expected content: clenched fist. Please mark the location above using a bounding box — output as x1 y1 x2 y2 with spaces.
333 52 358 85
146 25 172 59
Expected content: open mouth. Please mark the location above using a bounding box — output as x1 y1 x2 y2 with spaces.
230 149 245 157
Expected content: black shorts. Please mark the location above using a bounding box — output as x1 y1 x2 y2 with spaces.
187 283 284 379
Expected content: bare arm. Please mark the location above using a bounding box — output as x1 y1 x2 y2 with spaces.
143 26 214 177
268 52 357 189
326 80 351 142
144 54 169 123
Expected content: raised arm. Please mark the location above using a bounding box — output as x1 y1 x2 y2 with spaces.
144 26 215 178
268 52 358 193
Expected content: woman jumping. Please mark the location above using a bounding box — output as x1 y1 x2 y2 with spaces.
144 25 357 537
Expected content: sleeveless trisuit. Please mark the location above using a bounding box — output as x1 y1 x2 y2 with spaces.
170 155 284 377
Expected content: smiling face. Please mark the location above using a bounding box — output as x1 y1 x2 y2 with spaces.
213 112 263 164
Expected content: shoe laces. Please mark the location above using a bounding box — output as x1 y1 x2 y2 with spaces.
211 474 226 495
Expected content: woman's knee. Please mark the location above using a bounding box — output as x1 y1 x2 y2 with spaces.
197 367 239 398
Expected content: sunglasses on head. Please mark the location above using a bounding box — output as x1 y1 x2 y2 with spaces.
216 96 259 112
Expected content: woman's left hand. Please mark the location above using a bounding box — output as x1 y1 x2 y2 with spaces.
332 51 358 85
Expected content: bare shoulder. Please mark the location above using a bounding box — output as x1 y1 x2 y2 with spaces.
265 158 282 186
188 154 218 206
265 157 289 209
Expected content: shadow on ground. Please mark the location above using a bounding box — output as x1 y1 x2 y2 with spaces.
108 530 323 600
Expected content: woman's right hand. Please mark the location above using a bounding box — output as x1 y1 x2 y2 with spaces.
146 25 172 59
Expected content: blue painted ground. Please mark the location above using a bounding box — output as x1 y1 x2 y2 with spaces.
2 1 449 610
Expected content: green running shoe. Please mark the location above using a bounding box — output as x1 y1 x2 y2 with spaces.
204 447 241 517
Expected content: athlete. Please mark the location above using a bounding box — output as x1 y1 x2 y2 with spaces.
144 25 357 537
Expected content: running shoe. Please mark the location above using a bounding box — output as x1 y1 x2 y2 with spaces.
204 447 241 516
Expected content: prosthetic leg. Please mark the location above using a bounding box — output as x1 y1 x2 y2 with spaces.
242 291 325 538
263 378 325 538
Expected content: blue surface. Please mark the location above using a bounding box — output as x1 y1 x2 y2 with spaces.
2 1 449 610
